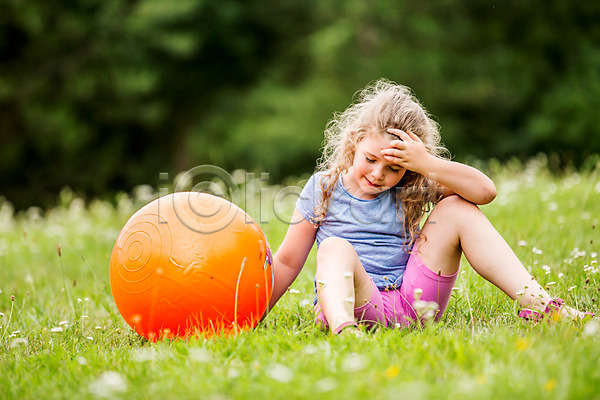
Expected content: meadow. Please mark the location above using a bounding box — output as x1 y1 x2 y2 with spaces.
1 156 599 400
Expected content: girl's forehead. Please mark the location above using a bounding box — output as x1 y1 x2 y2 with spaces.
359 132 395 150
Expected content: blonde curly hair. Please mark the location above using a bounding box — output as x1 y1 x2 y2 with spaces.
313 79 448 249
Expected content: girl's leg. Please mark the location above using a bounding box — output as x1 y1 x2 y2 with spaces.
315 237 374 332
416 195 582 316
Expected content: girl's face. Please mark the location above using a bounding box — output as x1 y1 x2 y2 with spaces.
344 133 406 199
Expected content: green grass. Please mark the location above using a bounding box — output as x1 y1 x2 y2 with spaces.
1 157 599 400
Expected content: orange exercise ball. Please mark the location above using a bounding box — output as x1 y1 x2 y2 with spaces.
109 192 273 341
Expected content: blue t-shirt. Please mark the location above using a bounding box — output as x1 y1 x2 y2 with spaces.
296 172 411 290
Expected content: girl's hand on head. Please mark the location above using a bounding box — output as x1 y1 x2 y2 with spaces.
381 128 433 174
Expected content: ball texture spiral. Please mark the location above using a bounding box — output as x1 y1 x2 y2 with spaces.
109 192 273 341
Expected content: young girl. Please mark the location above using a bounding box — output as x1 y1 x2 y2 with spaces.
267 79 589 334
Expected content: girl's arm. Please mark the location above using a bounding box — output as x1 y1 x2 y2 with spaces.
268 207 318 310
382 129 497 205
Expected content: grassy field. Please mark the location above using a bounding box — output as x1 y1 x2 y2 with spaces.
1 157 599 400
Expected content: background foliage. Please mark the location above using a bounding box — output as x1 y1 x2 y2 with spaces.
1 0 599 209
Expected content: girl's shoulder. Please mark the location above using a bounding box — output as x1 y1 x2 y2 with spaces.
304 170 336 190
299 171 341 206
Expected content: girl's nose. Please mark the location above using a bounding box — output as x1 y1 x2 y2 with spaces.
371 166 385 181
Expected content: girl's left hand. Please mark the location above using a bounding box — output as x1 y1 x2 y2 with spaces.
381 128 432 174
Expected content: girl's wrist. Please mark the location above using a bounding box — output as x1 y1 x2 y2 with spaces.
414 153 439 176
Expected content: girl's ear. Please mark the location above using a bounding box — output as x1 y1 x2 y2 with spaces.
349 135 358 152
352 130 367 148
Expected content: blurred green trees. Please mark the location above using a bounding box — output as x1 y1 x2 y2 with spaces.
1 0 599 209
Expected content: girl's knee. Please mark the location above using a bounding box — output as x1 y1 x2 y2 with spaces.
423 196 483 236
434 195 480 217
438 194 475 207
316 237 358 267
318 236 353 255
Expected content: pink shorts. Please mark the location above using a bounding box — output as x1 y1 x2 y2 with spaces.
315 251 458 329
